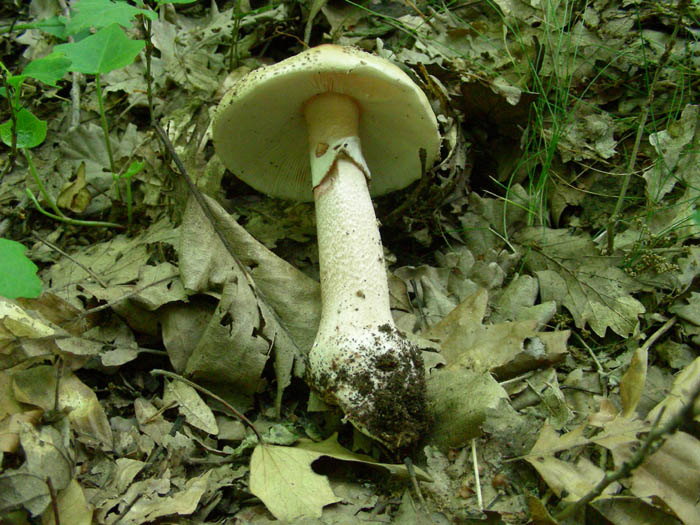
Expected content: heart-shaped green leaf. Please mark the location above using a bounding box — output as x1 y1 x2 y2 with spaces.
55 24 145 75
0 108 47 149
67 0 155 35
22 53 72 87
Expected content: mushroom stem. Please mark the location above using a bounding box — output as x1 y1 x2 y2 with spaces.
314 158 393 330
306 92 392 330
304 92 427 449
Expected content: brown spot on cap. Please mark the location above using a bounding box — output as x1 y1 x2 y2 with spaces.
315 143 329 157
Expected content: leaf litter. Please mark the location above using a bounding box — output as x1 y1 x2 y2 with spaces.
1 0 700 523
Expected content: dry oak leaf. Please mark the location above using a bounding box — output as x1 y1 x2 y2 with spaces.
516 227 645 337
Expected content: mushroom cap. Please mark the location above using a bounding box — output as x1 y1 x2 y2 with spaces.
212 45 440 202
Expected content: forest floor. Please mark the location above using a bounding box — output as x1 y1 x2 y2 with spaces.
1 0 699 524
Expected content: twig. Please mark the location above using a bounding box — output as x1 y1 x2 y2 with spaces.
555 378 700 520
56 0 81 130
31 232 109 288
471 438 483 511
153 122 265 282
141 4 155 124
69 275 178 320
46 476 61 525
574 332 607 375
52 358 64 414
606 0 690 254
150 369 262 443
153 122 300 363
404 456 434 523
638 316 676 353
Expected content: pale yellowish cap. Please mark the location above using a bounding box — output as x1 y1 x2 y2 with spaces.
213 45 440 202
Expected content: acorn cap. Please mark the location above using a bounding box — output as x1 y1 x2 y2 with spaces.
212 44 440 202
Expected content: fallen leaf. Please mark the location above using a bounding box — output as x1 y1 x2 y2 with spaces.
296 434 431 480
163 379 218 435
56 161 91 213
517 227 645 337
620 346 648 418
0 299 55 352
41 478 93 525
423 288 569 375
12 365 113 450
646 357 700 427
609 431 700 525
526 423 620 501
249 443 341 521
426 365 509 449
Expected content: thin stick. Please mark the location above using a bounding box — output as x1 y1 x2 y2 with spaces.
574 332 607 375
471 438 483 511
150 369 262 443
404 457 427 507
555 379 700 520
638 316 676 353
143 7 154 124
46 477 61 525
606 0 690 253
32 232 109 288
57 0 81 130
404 456 435 523
69 275 178 320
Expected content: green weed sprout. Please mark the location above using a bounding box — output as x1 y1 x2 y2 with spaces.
0 60 123 229
118 160 146 226
55 23 146 197
3 0 195 227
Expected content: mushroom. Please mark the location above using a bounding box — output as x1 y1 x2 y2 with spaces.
213 45 440 449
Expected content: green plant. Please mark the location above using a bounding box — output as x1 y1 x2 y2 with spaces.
0 0 183 227
0 54 70 175
0 238 42 299
118 160 146 226
1 60 124 229
55 23 147 189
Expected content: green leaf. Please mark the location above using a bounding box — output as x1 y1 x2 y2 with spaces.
55 24 145 75
6 75 26 91
22 53 72 87
119 160 145 180
24 16 68 40
0 239 42 299
156 0 197 4
66 0 155 35
0 108 47 149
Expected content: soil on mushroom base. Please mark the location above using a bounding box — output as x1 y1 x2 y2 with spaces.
309 325 429 450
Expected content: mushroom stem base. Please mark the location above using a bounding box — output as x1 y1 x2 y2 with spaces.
308 324 428 450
